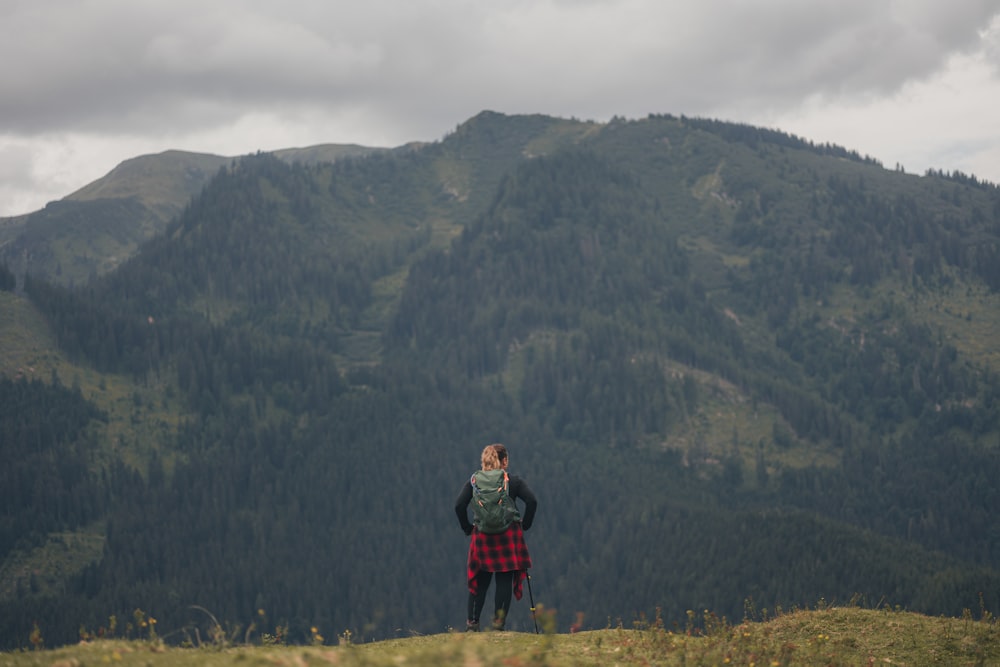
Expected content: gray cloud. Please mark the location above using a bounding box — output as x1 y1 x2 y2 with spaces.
3 1 996 135
1 1 998 215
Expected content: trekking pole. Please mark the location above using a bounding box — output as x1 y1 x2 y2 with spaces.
526 570 539 634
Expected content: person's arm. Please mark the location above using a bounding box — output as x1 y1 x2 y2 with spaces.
455 480 474 535
510 476 537 530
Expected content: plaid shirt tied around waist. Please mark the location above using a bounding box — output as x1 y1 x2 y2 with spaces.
467 522 532 599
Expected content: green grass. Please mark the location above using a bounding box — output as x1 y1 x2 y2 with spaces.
0 291 184 474
6 606 998 666
0 525 105 602
916 281 1000 371
522 118 601 157
65 150 228 212
816 274 1000 372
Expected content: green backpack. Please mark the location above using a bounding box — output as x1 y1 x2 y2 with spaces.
470 469 521 534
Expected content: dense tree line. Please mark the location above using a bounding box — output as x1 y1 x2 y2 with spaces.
0 263 14 291
391 151 708 364
6 369 999 648
0 197 153 286
678 115 883 167
0 377 105 560
7 366 999 648
775 429 1000 566
727 170 1000 294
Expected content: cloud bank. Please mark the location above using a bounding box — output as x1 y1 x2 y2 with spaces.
1 0 998 215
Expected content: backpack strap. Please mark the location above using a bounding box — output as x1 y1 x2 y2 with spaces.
497 472 509 505
471 473 482 507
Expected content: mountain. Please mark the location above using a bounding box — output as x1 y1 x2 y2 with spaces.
0 145 388 287
0 150 225 286
1 111 1000 648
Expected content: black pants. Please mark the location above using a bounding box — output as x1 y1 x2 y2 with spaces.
468 570 514 624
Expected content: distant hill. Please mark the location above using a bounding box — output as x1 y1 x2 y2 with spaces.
0 145 388 286
64 150 229 210
272 143 390 165
0 151 225 285
1 111 999 649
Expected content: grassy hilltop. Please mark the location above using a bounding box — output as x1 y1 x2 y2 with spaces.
5 606 999 666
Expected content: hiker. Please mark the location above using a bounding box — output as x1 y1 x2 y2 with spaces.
455 443 537 631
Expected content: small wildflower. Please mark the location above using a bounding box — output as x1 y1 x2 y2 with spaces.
29 622 43 650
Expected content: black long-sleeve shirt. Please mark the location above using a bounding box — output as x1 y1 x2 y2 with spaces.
455 473 537 535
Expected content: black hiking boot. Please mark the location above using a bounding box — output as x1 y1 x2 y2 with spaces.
465 620 480 632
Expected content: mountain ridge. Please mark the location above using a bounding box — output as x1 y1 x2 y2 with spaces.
0 143 395 285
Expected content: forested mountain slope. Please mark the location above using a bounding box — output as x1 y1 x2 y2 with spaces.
2 111 1000 648
0 151 228 286
0 146 386 287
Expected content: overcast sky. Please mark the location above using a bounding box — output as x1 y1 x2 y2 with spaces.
2 0 998 217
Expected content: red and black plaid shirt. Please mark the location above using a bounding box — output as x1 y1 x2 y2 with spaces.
467 522 532 599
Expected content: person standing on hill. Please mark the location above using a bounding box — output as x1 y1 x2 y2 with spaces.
455 443 537 631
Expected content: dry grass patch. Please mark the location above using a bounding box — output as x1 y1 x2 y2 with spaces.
6 606 998 667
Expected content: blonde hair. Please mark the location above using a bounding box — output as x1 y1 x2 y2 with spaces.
480 443 508 470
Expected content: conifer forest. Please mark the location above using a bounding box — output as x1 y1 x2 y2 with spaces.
2 112 1000 647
